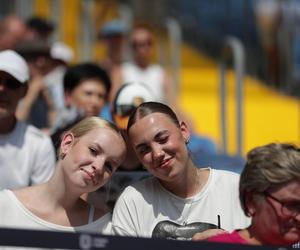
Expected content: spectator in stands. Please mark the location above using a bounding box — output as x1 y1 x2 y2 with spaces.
0 50 55 190
25 16 54 42
0 14 27 51
254 0 282 86
112 102 249 239
0 116 126 234
44 41 74 126
16 40 56 129
98 19 128 103
50 63 111 151
16 41 74 131
111 82 155 170
203 143 300 247
122 25 176 107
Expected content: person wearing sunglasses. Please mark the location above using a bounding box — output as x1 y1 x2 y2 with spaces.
121 25 176 109
0 50 55 190
203 143 300 246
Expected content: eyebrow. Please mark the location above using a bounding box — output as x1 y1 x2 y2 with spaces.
92 142 121 166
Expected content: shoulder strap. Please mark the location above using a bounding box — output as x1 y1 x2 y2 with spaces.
88 205 95 223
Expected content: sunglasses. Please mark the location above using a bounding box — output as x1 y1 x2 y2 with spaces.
115 104 136 117
0 76 23 90
131 40 152 49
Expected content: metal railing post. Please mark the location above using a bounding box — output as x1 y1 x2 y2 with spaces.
166 18 182 93
15 0 33 19
80 0 95 61
219 36 245 156
118 4 133 62
50 0 61 42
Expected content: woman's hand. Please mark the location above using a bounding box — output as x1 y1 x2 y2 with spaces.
191 229 227 241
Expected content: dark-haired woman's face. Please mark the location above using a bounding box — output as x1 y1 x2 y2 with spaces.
67 79 107 116
128 113 190 182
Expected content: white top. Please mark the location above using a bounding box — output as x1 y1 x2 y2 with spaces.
0 121 55 190
0 189 112 234
112 168 250 239
44 66 66 112
122 62 165 102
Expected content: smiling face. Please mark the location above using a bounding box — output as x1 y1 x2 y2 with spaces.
65 79 107 117
249 180 300 246
60 127 126 193
128 112 190 182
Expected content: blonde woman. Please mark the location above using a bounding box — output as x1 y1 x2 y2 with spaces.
0 117 126 234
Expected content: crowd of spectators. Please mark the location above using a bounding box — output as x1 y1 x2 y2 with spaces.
0 13 299 249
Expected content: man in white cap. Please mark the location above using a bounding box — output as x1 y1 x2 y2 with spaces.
0 50 55 190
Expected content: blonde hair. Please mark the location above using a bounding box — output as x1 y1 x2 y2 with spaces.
70 116 120 138
59 117 123 158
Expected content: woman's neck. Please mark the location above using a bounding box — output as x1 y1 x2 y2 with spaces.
160 161 209 198
43 164 83 209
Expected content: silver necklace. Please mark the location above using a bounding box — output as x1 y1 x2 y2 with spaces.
178 168 201 226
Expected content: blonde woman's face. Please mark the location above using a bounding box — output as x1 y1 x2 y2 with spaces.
61 127 126 192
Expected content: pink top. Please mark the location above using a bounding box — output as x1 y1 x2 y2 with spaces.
207 230 249 244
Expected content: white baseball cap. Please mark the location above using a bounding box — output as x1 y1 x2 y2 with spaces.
0 50 29 84
113 82 156 129
115 82 156 107
50 41 74 63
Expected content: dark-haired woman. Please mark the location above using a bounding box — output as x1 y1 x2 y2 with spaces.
112 102 250 240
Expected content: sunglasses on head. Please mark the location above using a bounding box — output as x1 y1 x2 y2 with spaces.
0 75 23 90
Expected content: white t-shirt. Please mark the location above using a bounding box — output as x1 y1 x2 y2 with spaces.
112 168 250 239
0 121 55 190
44 66 66 112
0 189 112 234
122 62 165 102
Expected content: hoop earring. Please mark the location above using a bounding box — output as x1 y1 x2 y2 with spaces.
185 137 190 144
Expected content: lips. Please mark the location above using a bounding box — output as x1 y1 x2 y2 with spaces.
158 158 172 169
80 168 96 185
